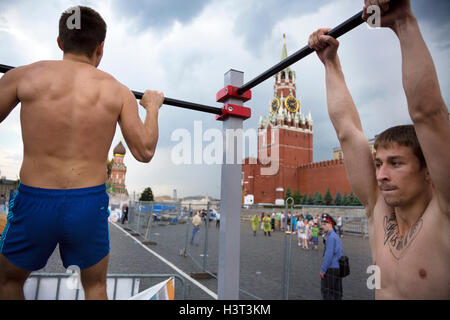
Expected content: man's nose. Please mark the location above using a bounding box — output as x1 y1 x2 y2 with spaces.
376 164 390 181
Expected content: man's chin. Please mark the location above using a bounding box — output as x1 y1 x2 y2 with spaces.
382 194 402 207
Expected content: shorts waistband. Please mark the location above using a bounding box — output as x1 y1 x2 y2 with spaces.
18 183 106 197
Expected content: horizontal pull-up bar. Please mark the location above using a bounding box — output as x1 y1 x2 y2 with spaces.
237 10 365 95
0 64 223 116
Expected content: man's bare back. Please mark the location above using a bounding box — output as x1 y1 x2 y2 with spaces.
17 60 123 189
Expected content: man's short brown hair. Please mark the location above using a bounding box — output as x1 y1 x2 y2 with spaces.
59 6 107 57
374 125 426 168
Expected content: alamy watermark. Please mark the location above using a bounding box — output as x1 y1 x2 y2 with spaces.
366 5 382 28
366 265 381 290
170 121 279 175
65 6 81 30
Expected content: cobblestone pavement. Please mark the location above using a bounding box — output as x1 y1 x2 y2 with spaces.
39 219 375 300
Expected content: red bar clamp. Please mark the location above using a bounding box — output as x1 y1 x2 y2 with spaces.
216 104 251 121
216 85 252 103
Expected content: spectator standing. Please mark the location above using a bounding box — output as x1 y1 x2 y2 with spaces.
271 213 276 232
215 212 220 229
121 204 129 224
337 216 343 238
312 224 319 250
251 214 260 236
292 214 297 233
263 215 272 236
190 212 202 246
275 212 281 231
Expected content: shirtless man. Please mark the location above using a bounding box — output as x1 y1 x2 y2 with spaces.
308 0 449 299
0 6 164 299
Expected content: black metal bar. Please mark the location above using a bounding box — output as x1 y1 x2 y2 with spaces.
0 64 222 115
237 10 364 95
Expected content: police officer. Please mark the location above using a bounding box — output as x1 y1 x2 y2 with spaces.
320 214 343 300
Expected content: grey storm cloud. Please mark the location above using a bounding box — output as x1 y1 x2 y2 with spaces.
111 0 211 30
233 0 330 53
412 0 450 23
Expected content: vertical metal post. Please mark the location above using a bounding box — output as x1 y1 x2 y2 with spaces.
282 197 294 299
136 203 141 234
218 69 245 300
202 202 210 271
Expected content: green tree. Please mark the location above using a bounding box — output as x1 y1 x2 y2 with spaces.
285 187 292 201
348 192 355 206
341 192 349 206
139 187 154 202
350 192 362 206
306 194 314 205
313 192 323 205
324 188 333 206
293 190 302 205
300 194 308 205
334 191 342 206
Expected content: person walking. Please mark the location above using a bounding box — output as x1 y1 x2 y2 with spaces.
292 214 297 233
121 204 129 224
263 215 272 236
312 223 319 250
251 214 260 236
270 213 276 232
320 214 343 300
337 216 343 238
275 211 281 231
190 212 202 246
215 212 220 229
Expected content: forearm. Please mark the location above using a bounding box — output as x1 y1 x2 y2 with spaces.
142 107 159 155
324 58 364 141
393 16 446 120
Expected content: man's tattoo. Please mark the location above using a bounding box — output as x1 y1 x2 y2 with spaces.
383 212 423 260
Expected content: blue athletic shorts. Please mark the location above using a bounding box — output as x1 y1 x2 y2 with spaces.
0 183 110 271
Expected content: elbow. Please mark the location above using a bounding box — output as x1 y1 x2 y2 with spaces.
132 146 154 163
138 150 154 163
409 102 447 123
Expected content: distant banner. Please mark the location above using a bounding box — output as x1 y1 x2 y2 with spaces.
129 277 175 300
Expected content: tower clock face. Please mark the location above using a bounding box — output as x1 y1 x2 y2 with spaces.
284 95 299 113
270 98 281 114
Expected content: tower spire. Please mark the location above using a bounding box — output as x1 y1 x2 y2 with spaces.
281 33 288 61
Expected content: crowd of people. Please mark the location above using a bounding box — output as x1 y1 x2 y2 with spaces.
250 212 344 248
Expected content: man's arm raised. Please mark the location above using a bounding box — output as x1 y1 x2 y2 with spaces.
118 86 164 163
365 0 450 213
0 67 21 124
309 29 379 215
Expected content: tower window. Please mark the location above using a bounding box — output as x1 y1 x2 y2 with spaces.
281 72 285 81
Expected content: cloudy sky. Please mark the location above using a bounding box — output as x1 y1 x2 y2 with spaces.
0 0 449 199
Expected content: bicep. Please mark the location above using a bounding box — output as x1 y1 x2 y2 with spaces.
118 87 146 160
413 110 450 209
340 130 378 210
0 70 20 123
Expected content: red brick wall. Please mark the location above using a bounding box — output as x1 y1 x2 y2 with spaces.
242 158 352 204
297 159 352 198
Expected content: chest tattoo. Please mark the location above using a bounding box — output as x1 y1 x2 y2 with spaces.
383 213 423 260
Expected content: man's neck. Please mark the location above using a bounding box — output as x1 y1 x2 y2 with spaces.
63 53 96 67
394 189 432 236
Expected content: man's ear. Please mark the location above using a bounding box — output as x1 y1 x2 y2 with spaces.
57 37 64 51
97 41 105 57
